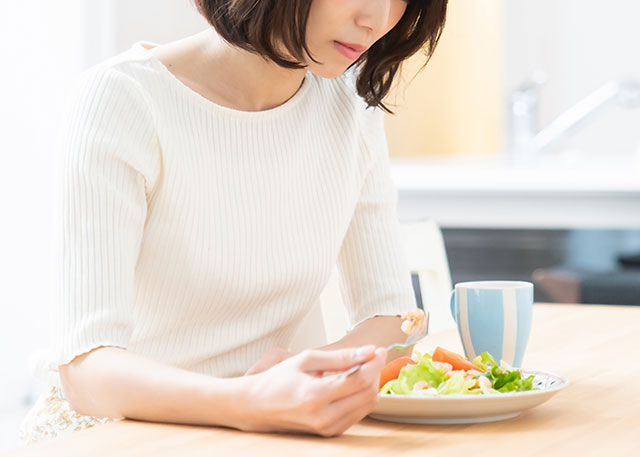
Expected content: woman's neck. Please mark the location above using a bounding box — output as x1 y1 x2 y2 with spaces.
150 28 307 112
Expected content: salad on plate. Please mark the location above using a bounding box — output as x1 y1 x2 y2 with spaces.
379 347 535 396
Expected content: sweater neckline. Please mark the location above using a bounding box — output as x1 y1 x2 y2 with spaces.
133 41 313 119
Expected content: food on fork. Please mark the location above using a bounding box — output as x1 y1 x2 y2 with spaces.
400 308 426 335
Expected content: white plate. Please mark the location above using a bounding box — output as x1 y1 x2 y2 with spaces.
369 370 569 424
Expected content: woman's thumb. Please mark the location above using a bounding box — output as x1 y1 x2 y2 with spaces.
296 345 376 372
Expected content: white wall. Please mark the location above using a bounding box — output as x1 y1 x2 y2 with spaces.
0 0 89 410
112 0 207 53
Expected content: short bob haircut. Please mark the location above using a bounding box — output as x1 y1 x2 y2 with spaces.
194 0 448 112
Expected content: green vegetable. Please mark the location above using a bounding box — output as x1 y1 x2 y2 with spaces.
474 351 534 393
435 371 477 395
472 352 499 373
380 354 446 394
380 350 535 396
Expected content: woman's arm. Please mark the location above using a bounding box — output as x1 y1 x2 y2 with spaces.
320 315 412 358
335 108 417 328
245 316 412 376
60 344 387 437
60 347 241 426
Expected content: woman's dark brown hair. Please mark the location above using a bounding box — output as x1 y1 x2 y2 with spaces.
194 0 448 112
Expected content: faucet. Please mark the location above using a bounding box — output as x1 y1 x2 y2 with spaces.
509 71 640 164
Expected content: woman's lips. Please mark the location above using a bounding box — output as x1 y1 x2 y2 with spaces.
334 41 366 60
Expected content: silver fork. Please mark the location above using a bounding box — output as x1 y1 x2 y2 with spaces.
334 311 430 379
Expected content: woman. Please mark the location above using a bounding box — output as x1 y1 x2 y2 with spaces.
21 0 447 442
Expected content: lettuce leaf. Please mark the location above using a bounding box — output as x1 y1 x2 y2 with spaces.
380 355 446 394
472 352 499 373
473 351 534 392
435 371 477 395
380 350 534 395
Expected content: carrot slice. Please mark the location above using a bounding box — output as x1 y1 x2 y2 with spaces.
379 357 416 389
432 347 483 372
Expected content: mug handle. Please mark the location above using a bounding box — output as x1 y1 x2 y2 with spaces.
449 289 457 322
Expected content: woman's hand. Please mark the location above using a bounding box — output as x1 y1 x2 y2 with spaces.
244 347 293 376
239 345 386 437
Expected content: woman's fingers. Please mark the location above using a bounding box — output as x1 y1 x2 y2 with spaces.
316 349 387 436
318 347 387 403
311 382 379 437
295 345 377 373
245 346 386 436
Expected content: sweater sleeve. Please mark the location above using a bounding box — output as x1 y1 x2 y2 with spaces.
336 108 416 327
49 65 161 369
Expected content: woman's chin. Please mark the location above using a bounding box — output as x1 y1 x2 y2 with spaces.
307 61 354 79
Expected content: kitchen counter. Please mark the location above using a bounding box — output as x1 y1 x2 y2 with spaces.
391 157 640 229
5 303 639 457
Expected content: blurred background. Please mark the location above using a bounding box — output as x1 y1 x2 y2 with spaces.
1 0 639 450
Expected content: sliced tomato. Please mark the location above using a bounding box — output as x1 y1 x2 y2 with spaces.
432 346 482 372
379 356 416 389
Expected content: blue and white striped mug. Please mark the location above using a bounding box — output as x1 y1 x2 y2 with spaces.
449 281 533 368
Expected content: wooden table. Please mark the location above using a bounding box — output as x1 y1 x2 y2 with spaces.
5 304 640 457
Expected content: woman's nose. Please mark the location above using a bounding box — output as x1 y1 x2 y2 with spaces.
354 0 392 34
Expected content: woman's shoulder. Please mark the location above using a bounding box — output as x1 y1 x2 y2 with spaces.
61 44 162 186
62 44 163 144
71 43 165 109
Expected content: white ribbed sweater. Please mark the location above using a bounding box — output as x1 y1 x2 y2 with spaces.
44 42 415 382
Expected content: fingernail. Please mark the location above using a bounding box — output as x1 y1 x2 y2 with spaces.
375 347 387 358
355 345 375 361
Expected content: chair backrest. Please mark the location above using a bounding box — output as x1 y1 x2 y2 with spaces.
289 220 454 352
401 220 455 333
